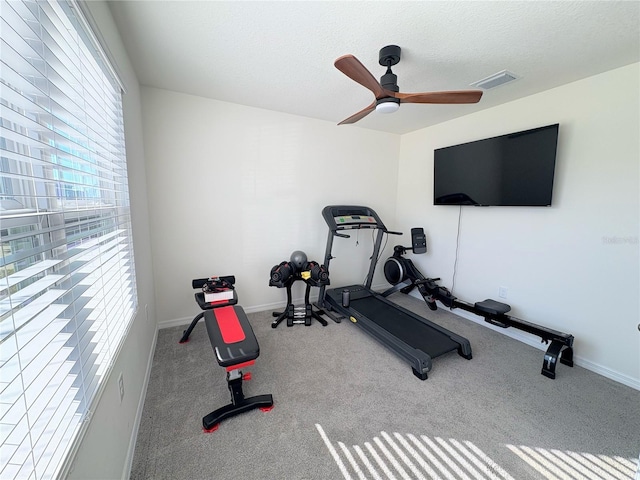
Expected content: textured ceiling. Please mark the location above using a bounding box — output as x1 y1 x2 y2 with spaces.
108 1 640 135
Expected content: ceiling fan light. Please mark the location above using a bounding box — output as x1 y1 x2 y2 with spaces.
376 99 400 114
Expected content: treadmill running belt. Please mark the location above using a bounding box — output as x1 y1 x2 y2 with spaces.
350 296 459 358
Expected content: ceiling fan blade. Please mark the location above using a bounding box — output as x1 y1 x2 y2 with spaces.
338 101 376 125
335 54 388 99
396 90 483 104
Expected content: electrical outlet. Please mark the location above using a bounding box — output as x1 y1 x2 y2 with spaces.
118 372 124 403
498 286 508 299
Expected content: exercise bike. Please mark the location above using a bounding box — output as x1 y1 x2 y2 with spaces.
381 228 574 379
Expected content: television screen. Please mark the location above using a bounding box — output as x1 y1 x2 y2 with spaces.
434 124 559 206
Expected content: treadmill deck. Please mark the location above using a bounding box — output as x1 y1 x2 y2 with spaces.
324 285 472 379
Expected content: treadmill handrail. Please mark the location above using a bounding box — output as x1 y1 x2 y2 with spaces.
318 205 402 301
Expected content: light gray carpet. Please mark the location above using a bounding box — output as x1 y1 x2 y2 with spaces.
130 294 640 480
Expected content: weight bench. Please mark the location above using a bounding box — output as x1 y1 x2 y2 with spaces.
201 305 274 432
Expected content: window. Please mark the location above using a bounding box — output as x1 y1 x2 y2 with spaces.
0 1 137 479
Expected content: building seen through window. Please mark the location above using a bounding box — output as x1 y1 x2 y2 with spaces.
0 1 137 478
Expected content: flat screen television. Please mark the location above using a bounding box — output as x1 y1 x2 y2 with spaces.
434 124 559 206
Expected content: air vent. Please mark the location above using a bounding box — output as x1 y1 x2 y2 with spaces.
471 70 519 90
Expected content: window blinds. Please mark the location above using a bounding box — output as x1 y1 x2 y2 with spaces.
0 1 137 479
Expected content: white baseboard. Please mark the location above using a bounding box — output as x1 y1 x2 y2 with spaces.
159 315 199 330
122 325 158 480
569 354 640 391
159 284 395 330
158 295 322 330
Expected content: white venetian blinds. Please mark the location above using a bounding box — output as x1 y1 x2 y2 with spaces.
0 1 137 479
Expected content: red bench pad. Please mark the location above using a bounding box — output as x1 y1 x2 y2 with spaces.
204 306 259 368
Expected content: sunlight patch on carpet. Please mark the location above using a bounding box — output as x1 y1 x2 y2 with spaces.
315 424 514 480
506 444 639 480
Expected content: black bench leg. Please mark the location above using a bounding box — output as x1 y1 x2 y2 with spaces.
203 370 274 431
179 312 205 343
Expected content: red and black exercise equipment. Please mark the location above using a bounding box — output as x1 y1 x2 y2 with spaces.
180 276 273 432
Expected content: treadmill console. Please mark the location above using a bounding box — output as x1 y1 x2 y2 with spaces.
322 205 387 232
333 215 378 229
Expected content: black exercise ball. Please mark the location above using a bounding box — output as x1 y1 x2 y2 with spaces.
290 250 308 270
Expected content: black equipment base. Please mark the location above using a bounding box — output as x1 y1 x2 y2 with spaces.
271 277 328 328
203 371 273 431
324 285 472 380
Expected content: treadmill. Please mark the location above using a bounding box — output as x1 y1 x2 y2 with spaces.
318 205 472 379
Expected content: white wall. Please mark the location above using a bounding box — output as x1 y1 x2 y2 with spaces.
67 3 157 479
55 4 638 478
141 87 401 326
396 63 640 387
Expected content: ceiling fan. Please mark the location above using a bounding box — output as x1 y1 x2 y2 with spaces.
334 45 483 125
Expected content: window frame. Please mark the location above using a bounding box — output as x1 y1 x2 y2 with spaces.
0 1 137 478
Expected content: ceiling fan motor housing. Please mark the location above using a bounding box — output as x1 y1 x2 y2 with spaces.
380 71 399 92
379 45 400 93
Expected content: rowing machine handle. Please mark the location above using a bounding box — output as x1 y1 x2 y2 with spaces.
387 230 403 235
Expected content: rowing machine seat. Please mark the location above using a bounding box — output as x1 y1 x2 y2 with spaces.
474 299 511 316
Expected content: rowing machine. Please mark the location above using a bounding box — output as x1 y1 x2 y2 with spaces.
382 230 574 379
